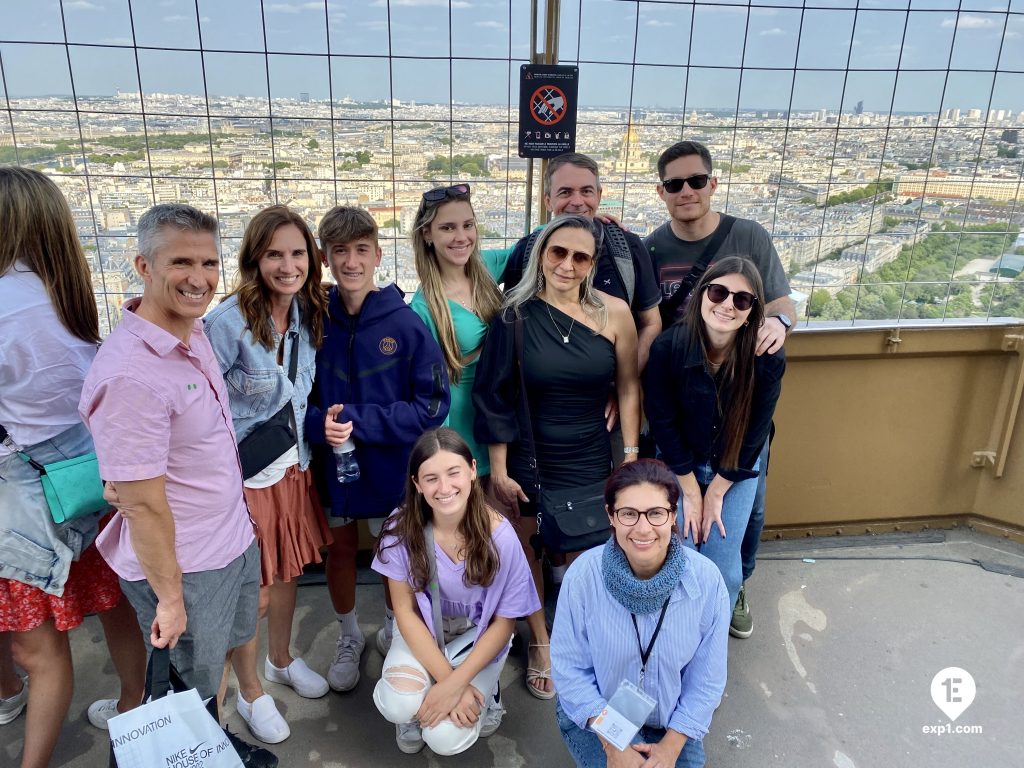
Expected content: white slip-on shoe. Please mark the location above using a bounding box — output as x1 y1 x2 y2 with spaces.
264 657 329 699
236 692 290 744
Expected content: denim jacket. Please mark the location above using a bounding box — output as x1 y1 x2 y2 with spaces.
204 295 317 470
0 422 101 595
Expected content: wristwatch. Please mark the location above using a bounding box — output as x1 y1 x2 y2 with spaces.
770 314 793 331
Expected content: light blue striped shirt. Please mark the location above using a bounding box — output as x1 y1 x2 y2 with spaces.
551 543 730 741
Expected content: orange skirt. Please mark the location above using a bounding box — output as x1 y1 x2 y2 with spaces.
243 464 332 586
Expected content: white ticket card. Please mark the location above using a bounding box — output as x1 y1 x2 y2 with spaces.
590 680 657 752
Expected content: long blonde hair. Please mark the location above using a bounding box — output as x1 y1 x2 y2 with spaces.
503 213 606 329
412 188 502 385
0 166 100 343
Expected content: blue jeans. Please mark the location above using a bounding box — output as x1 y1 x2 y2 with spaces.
555 700 705 768
740 440 770 584
681 459 760 609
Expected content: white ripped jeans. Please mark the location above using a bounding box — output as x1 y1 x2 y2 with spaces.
372 618 510 756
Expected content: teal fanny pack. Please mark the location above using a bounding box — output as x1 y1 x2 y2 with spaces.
18 450 107 524
2 422 108 524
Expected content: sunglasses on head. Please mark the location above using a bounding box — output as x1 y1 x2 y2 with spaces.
704 282 757 311
661 174 711 193
543 244 594 267
422 183 471 202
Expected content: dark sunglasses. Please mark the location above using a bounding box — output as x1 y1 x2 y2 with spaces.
543 244 594 267
705 282 757 311
612 507 673 526
422 183 471 202
661 174 711 193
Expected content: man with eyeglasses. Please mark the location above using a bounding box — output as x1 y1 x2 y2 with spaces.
645 140 795 642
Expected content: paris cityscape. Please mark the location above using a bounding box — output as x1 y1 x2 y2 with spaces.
3 71 1023 333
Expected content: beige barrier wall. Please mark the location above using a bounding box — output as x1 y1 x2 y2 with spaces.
768 324 1024 537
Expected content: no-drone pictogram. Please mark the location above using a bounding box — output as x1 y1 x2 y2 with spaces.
518 64 579 158
531 85 568 126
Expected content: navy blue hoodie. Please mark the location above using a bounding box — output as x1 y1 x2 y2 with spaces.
306 284 450 519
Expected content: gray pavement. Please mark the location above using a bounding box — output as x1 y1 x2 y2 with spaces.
2 528 1021 767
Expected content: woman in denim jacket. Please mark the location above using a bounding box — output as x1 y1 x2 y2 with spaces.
0 167 145 767
204 205 332 744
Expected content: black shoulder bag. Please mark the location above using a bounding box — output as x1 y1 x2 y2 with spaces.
658 214 736 326
236 335 299 480
513 316 610 558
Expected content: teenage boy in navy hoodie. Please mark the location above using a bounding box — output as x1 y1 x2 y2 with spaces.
306 206 450 693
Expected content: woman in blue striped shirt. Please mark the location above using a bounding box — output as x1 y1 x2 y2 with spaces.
551 460 730 768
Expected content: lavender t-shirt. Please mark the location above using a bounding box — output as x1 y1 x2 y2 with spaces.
372 517 540 643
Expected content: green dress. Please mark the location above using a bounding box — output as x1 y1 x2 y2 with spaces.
410 247 512 476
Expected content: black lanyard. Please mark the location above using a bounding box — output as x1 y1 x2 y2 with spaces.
631 598 671 687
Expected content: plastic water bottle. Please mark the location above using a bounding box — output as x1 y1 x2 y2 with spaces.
334 440 360 483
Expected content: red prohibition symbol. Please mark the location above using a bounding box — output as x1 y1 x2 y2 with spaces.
531 85 568 126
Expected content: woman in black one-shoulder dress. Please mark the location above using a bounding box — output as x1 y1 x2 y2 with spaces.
473 213 640 700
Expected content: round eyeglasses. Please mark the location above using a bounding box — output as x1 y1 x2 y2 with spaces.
612 507 673 526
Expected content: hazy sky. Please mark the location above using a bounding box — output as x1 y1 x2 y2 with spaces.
1 0 1022 114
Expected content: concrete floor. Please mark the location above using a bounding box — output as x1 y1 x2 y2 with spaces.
2 528 1022 767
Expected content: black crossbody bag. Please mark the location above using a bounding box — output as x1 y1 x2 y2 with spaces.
513 317 610 557
237 336 299 480
658 214 735 326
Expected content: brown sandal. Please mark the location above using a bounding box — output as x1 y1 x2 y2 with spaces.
526 643 555 700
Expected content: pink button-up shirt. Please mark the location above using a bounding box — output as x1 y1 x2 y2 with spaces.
80 299 254 581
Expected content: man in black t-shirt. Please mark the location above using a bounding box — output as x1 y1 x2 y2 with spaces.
503 153 662 371
645 141 794 347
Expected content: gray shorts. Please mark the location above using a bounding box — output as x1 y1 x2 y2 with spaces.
120 538 260 700
328 515 386 538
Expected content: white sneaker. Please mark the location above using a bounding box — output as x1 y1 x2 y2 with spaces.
327 633 365 692
375 625 392 657
236 692 290 744
479 683 504 738
264 657 329 699
0 676 27 726
87 698 119 730
396 721 424 754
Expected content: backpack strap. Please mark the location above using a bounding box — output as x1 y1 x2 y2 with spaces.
602 222 636 307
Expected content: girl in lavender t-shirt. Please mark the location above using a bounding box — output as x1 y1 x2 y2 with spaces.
371 428 540 756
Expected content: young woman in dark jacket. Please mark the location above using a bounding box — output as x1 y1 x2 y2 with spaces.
643 256 785 610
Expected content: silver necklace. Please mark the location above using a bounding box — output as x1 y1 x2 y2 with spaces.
545 302 576 343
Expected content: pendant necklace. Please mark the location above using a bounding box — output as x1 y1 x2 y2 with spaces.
545 302 576 343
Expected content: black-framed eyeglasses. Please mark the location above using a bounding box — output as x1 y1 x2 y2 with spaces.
422 183 471 202
612 507 673 526
661 174 711 193
543 244 594 267
705 282 757 312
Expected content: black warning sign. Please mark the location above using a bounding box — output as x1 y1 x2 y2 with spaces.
518 64 579 159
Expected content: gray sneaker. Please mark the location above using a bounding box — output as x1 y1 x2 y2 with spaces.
479 683 504 738
327 633 365 692
0 676 27 726
396 721 424 754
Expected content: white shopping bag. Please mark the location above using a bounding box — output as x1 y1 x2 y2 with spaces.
108 688 243 768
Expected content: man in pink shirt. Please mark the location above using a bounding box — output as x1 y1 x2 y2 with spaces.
80 204 259 705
